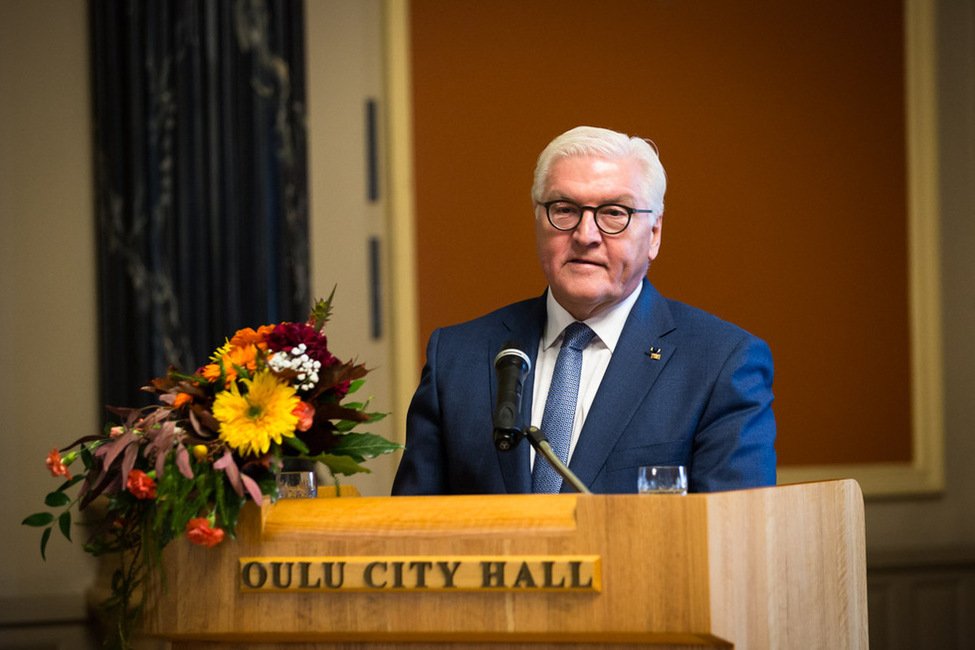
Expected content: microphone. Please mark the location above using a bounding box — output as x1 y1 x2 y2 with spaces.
492 341 531 451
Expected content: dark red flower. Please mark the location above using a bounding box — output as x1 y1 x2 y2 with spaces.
266 322 336 366
126 470 157 500
186 518 225 547
332 381 351 400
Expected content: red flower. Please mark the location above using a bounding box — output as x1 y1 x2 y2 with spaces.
186 518 225 547
45 448 71 479
292 401 315 432
266 322 335 365
332 380 352 400
126 470 157 500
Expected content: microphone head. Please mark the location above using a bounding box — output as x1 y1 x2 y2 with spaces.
493 341 530 451
494 341 531 373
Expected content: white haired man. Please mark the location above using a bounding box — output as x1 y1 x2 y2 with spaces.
393 126 776 495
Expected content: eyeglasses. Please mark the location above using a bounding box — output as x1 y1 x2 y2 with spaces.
539 200 654 235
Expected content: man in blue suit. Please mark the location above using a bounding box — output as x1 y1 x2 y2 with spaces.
392 126 776 495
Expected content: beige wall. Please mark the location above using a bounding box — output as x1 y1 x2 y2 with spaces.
1 0 973 638
304 0 401 497
0 0 100 626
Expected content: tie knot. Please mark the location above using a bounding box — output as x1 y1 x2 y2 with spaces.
562 322 595 352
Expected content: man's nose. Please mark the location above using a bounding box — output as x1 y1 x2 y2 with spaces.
573 208 602 242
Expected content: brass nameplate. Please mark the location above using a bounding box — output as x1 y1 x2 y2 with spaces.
239 555 601 593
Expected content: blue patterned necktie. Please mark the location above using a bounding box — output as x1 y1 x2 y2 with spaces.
532 322 596 493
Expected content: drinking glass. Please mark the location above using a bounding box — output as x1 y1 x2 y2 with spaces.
277 470 318 498
637 465 688 495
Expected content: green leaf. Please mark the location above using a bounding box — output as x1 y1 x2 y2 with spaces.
284 435 310 455
81 445 94 470
345 379 365 395
309 286 337 330
255 472 279 504
40 527 52 560
215 356 228 386
22 512 55 527
58 511 72 541
59 474 85 491
232 363 252 382
45 491 71 508
329 431 404 461
216 476 245 534
314 453 369 477
334 412 386 432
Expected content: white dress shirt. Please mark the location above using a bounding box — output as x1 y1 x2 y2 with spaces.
529 283 643 469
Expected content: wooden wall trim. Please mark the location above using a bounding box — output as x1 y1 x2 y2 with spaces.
384 0 419 447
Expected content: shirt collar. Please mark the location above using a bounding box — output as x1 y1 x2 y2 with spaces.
543 282 643 353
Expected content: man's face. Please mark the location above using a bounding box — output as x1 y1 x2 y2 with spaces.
535 155 662 321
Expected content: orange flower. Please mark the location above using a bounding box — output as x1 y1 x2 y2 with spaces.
201 362 223 382
292 401 315 432
126 470 157 500
226 344 259 372
202 339 265 386
186 518 225 547
229 325 274 350
173 392 193 409
45 448 71 479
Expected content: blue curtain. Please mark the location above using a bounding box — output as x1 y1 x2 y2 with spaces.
90 0 310 412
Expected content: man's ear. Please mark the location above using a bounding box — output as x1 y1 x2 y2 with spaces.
648 216 663 262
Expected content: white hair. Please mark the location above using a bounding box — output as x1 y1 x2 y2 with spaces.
531 126 667 218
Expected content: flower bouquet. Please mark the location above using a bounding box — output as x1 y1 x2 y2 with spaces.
23 291 402 648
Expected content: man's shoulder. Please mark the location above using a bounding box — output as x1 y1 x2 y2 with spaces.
653 291 766 347
437 295 544 337
421 295 545 371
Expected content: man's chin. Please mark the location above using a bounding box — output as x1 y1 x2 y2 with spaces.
552 287 621 319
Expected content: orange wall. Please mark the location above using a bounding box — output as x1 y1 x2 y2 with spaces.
409 0 910 467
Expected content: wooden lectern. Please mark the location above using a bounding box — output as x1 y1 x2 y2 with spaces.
143 480 867 649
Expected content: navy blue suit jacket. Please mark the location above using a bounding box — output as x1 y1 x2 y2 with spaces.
391 279 776 494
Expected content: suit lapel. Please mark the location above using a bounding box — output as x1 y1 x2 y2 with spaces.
566 281 677 491
491 294 546 493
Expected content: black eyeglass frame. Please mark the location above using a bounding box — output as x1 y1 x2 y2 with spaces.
538 200 655 235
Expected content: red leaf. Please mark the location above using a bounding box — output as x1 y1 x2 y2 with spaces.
80 470 122 510
214 451 244 497
119 440 139 486
154 448 167 479
100 430 137 471
148 421 176 478
187 405 220 439
175 444 193 479
88 431 137 494
241 473 264 505
187 408 203 436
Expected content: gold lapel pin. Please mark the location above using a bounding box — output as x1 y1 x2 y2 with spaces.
649 347 662 361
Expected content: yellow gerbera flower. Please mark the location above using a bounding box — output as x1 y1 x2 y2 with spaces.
213 370 300 456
